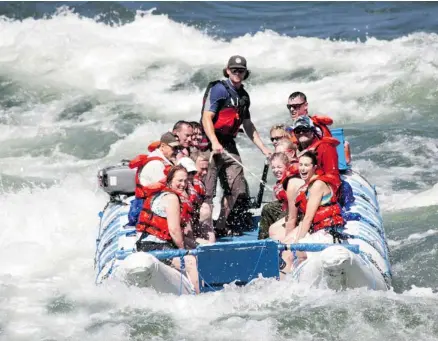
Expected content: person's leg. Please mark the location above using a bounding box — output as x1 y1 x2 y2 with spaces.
202 153 224 233
183 223 197 249
268 216 286 240
171 255 199 294
259 201 286 239
197 203 215 243
203 153 220 206
214 151 247 234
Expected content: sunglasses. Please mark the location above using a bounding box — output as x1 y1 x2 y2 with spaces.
286 102 306 111
270 136 284 142
294 128 312 135
230 68 246 75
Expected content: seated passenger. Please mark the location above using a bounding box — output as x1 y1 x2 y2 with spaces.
127 132 180 225
286 91 333 138
291 116 341 194
135 165 191 251
267 153 304 241
287 91 352 167
258 140 299 239
188 121 203 162
173 120 193 160
177 156 215 244
130 132 179 191
135 165 199 293
258 153 303 240
292 151 345 263
270 124 290 148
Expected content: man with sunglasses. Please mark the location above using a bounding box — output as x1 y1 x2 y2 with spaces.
201 55 271 235
287 92 333 138
292 116 341 193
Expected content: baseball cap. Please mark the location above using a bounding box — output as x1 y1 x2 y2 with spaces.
227 55 247 69
292 116 315 131
177 157 197 173
160 132 180 147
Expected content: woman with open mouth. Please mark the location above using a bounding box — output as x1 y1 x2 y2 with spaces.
291 151 346 264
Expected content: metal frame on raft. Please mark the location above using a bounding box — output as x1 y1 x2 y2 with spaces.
153 241 361 292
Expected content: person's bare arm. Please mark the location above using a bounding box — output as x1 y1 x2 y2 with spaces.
294 180 325 241
242 118 271 156
284 178 305 233
164 194 184 249
202 111 223 154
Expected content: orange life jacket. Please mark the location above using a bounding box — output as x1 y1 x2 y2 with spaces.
147 141 161 153
128 154 171 199
295 174 345 233
136 183 194 241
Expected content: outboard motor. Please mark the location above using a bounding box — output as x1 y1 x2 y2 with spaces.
97 160 136 197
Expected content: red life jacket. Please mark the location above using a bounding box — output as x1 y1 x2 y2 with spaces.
295 175 345 233
128 154 171 199
274 160 301 210
136 183 194 241
200 80 249 140
287 159 300 178
191 174 206 205
198 134 210 152
273 178 288 203
301 136 341 194
310 115 333 137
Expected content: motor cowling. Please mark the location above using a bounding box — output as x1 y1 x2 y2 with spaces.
97 160 136 197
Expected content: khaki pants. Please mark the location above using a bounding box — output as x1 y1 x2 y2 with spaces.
204 151 247 206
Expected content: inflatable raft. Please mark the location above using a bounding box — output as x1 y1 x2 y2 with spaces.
94 128 392 294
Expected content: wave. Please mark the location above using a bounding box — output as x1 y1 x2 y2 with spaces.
0 9 437 208
1 9 438 124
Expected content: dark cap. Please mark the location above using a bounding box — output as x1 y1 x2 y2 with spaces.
160 132 180 147
292 116 315 130
227 55 247 69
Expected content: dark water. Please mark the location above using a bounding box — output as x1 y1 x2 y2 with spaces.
0 2 437 341
2 2 438 41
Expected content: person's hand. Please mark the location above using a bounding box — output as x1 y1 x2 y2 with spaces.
262 147 273 158
175 151 184 161
211 141 224 154
195 238 212 245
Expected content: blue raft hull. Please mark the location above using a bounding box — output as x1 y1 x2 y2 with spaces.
94 129 392 293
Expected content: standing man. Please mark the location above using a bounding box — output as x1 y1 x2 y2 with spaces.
201 55 271 235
